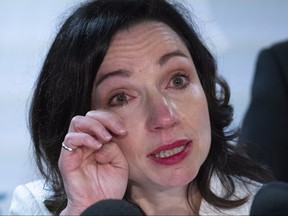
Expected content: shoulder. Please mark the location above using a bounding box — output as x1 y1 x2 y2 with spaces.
270 40 288 54
260 40 288 55
254 41 288 86
199 174 262 215
9 180 52 215
258 40 288 67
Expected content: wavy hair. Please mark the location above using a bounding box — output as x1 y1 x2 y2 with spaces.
29 0 272 214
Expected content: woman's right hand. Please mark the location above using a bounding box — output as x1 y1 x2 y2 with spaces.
58 110 129 215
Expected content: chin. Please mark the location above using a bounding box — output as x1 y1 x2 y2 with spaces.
161 169 198 188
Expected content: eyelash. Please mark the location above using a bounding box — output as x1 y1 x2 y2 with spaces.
108 91 129 107
169 71 190 90
107 71 190 107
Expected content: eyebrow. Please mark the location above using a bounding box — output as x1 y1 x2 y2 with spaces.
96 50 188 87
157 50 188 66
96 69 132 87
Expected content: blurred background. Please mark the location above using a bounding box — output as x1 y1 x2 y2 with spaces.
1 0 287 214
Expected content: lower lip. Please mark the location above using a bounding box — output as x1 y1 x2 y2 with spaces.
149 142 191 165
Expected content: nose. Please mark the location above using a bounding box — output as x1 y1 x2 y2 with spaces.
146 94 179 132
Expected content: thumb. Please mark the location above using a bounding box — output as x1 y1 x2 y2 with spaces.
95 142 128 168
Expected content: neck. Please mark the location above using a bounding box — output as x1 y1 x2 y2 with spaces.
126 183 201 215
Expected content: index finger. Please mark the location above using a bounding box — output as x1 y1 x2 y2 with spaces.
85 109 127 136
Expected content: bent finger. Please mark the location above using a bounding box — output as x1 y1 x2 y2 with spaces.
62 132 103 152
85 110 127 136
69 115 113 142
94 142 127 167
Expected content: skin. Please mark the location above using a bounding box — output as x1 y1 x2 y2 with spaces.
59 21 211 215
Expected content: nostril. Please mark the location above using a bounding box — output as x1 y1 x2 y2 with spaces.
147 109 179 131
146 95 179 131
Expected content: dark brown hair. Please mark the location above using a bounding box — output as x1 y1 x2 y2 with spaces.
29 0 273 215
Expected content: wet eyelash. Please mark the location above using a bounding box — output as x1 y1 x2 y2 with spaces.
171 71 189 79
171 71 190 89
108 91 127 106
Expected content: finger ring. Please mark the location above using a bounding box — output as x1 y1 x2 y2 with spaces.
62 142 77 152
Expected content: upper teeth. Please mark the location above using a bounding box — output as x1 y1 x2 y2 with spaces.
154 145 185 158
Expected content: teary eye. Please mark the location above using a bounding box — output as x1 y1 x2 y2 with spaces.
168 72 190 89
173 75 185 86
109 92 129 107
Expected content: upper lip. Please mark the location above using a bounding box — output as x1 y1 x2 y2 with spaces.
148 139 190 155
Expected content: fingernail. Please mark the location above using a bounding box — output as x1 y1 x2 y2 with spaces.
102 130 112 140
118 127 127 135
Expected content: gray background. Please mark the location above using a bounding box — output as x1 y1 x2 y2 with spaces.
1 0 288 214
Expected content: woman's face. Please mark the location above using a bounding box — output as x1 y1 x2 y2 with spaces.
92 22 211 190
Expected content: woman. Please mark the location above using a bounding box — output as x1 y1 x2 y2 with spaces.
9 0 272 215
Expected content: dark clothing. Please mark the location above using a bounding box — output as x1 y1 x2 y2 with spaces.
240 41 288 182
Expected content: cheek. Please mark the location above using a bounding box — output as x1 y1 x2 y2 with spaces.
179 94 211 146
180 95 210 128
193 103 211 158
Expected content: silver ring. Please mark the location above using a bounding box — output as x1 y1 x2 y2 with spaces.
62 142 77 152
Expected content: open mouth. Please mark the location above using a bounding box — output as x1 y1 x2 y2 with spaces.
149 140 191 165
152 144 186 158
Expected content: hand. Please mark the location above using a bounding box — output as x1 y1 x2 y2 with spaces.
58 110 128 215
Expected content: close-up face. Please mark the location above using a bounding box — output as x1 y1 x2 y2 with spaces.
92 21 211 191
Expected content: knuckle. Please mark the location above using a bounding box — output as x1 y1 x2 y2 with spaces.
63 133 74 144
71 115 82 124
85 110 96 117
87 109 114 120
70 115 85 131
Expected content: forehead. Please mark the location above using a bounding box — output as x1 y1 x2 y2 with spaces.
109 21 187 52
96 21 191 75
